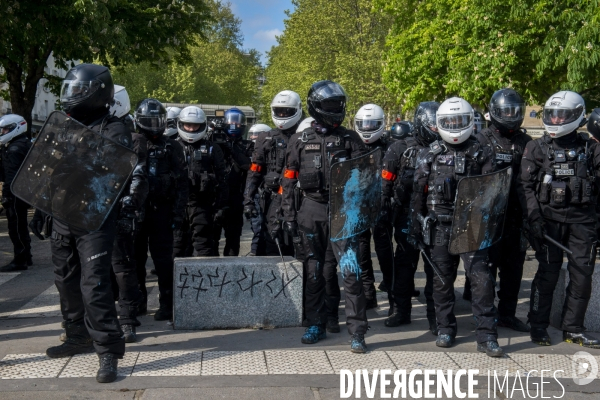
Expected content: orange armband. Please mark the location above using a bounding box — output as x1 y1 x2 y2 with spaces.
283 169 298 179
382 169 397 181
250 163 262 172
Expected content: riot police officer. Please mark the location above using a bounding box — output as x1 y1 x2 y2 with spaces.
0 114 32 272
165 107 182 138
134 99 188 321
245 123 273 256
379 102 439 332
520 91 600 348
42 63 132 382
244 91 302 257
212 108 251 256
282 80 369 352
471 88 531 332
174 106 227 257
586 109 600 254
108 86 149 342
410 97 503 357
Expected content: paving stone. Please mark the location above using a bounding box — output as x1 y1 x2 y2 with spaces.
509 353 573 378
386 351 459 371
325 351 395 374
59 352 139 378
141 387 315 400
447 352 523 376
0 272 20 287
131 351 201 376
173 257 302 330
201 351 268 375
265 350 334 374
0 285 60 318
0 353 68 379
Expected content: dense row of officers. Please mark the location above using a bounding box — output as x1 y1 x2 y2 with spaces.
1 62 600 383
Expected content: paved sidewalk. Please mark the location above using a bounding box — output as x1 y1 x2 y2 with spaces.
1 215 600 399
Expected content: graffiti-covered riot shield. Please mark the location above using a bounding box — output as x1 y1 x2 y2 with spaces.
329 149 382 242
11 111 137 231
448 167 512 255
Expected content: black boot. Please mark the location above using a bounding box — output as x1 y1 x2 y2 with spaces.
436 334 455 348
384 312 411 327
121 324 137 343
477 341 504 358
326 318 340 333
365 296 378 310
154 291 173 321
412 290 420 298
96 353 119 383
46 320 94 358
498 316 530 332
530 327 551 346
378 281 388 292
0 258 28 272
563 331 600 349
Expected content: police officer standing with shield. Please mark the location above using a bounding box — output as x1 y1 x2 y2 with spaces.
282 80 371 352
41 63 132 382
520 91 600 348
0 114 32 272
134 99 188 321
244 91 302 257
410 97 504 357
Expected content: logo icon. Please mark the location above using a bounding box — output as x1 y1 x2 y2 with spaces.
572 351 598 385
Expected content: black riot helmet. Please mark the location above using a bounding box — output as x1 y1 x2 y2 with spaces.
488 88 526 133
307 80 347 128
413 101 440 144
391 121 413 140
134 98 167 140
60 63 114 125
587 108 600 141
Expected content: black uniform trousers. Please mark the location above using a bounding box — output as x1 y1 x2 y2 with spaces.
250 193 266 255
375 213 435 319
298 197 368 335
112 228 142 326
529 220 597 333
51 214 124 357
213 194 244 256
5 198 31 264
265 192 294 256
135 202 174 304
430 222 498 343
174 196 216 257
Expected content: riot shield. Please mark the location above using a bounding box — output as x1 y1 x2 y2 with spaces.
11 111 137 231
448 167 512 254
329 149 382 242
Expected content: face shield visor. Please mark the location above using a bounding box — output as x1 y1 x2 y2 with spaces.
272 107 298 119
355 118 383 133
60 79 103 103
314 83 346 115
177 120 207 135
0 122 17 136
437 113 473 132
137 115 166 133
417 111 438 132
490 103 525 122
542 106 584 126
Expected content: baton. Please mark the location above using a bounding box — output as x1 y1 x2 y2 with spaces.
544 234 574 256
416 241 445 285
274 237 289 279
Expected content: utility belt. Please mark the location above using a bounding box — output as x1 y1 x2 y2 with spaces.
537 174 594 207
188 170 215 193
420 214 453 247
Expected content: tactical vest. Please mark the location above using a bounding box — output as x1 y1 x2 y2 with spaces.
263 131 289 191
426 140 485 207
297 129 352 195
480 128 526 172
183 141 216 193
147 140 175 200
536 134 595 207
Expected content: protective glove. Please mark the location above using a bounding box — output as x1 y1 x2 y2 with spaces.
270 221 283 240
380 195 392 219
283 221 299 238
243 205 258 220
527 210 546 240
120 195 137 214
29 209 46 240
214 206 229 224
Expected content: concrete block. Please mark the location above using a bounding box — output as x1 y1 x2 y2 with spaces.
550 263 600 332
173 257 302 330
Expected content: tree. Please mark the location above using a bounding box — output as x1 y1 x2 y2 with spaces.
376 0 600 110
112 1 262 111
262 0 399 125
0 0 211 133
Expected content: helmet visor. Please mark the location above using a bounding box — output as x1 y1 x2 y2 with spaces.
60 79 102 102
542 106 583 126
417 112 438 131
137 116 166 132
0 122 16 135
490 103 525 122
166 118 177 131
225 113 246 125
177 120 206 134
272 107 297 119
437 114 473 132
355 119 383 133
320 98 345 114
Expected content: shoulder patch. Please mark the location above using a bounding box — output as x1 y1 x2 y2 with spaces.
305 143 321 151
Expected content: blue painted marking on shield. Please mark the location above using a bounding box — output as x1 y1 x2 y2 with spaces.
331 167 381 242
87 173 118 216
338 247 361 279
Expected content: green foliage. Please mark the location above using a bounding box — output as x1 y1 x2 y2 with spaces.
112 1 261 110
263 0 400 125
377 0 600 110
